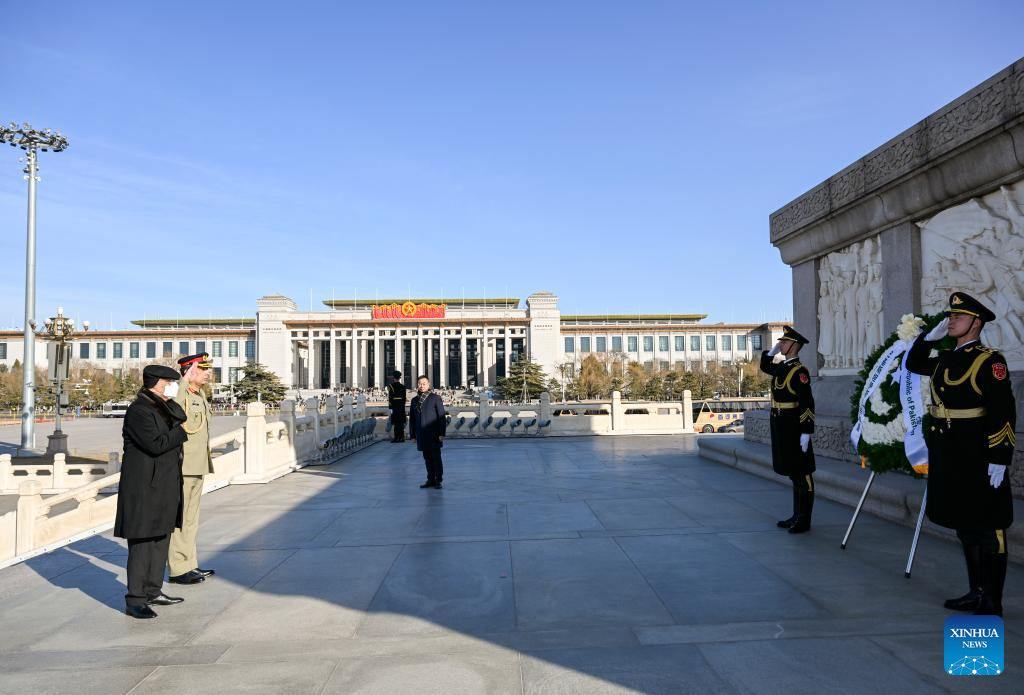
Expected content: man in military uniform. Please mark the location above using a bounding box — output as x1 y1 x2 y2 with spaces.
906 292 1016 617
387 371 408 443
167 353 216 585
760 326 816 534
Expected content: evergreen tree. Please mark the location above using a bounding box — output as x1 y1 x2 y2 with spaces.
495 357 549 401
234 361 287 404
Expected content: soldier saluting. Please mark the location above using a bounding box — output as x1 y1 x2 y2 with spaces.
906 292 1016 617
760 326 816 534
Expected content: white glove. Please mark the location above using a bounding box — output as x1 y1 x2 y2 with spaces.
768 343 781 357
800 434 810 452
924 317 949 341
988 463 1006 488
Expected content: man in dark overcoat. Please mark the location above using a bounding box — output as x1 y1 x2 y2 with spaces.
387 370 408 443
409 374 447 488
114 365 189 619
760 326 816 534
906 291 1016 617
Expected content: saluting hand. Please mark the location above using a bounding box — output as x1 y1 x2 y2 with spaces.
924 317 949 341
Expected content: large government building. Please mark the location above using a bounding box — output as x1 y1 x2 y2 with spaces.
0 293 785 393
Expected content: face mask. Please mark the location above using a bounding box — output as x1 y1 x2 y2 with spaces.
163 382 180 399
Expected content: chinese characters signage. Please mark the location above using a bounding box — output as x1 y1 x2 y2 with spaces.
371 302 446 320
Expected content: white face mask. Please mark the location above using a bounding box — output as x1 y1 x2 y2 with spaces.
163 382 180 399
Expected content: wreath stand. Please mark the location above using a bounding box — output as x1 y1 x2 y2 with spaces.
841 471 928 578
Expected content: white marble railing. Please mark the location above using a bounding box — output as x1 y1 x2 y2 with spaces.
0 394 383 568
0 452 122 495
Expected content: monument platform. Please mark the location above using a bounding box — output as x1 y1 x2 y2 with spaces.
0 435 1021 693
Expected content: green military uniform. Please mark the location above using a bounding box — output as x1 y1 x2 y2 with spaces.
906 292 1016 617
169 353 215 581
760 326 816 534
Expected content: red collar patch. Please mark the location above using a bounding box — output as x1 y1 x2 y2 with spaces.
799 373 810 384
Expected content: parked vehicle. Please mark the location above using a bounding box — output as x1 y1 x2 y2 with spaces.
101 401 131 418
693 398 765 433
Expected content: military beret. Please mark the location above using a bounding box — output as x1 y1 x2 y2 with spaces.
143 364 181 382
944 291 995 322
779 325 809 345
178 352 212 372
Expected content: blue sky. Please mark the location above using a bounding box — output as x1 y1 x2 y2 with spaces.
2 1 1022 329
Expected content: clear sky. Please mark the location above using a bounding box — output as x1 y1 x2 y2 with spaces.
2 1 1022 329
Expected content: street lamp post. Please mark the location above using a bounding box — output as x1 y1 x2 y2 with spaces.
1 123 69 454
42 307 86 456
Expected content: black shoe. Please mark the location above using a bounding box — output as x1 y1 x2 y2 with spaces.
125 604 158 619
778 486 799 528
420 481 436 489
974 551 1007 618
431 482 443 489
147 593 184 606
944 589 983 611
777 515 797 529
167 569 206 585
196 568 215 578
788 490 814 534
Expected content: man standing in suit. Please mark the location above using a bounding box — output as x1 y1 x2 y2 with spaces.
387 370 408 443
409 374 447 488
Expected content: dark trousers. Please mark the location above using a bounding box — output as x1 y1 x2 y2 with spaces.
126 534 170 606
956 528 1007 555
422 448 443 483
790 473 814 493
391 414 406 441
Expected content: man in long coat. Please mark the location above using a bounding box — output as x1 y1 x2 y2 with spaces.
760 326 816 534
409 374 447 488
114 365 189 619
906 291 1016 617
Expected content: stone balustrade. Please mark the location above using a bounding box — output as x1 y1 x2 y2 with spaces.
0 452 122 495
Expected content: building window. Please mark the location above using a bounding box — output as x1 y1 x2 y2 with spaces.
612 336 622 352
162 342 173 358
113 342 123 359
195 341 206 354
96 343 107 359
706 335 716 351
179 341 189 355
0 343 6 359
130 342 140 359
212 367 222 383
245 340 255 359
146 342 157 359
721 335 732 351
564 337 575 353
596 337 607 352
628 336 638 352
737 335 747 350
643 336 654 352
660 360 670 371
229 341 239 357
580 337 591 352
752 335 763 351
675 336 685 352
658 336 669 352
690 335 700 352
212 341 222 357
79 343 90 359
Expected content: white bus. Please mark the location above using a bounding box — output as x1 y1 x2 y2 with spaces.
101 401 131 418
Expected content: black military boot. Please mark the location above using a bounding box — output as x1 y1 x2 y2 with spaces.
974 552 1007 618
944 544 983 611
777 486 799 528
788 489 814 534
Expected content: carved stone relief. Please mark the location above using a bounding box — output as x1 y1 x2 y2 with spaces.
919 180 1024 368
817 237 884 371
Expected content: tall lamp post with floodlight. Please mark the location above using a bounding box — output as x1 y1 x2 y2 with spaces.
1 122 69 454
42 307 86 457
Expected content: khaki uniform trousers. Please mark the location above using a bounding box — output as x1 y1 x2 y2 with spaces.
168 475 205 576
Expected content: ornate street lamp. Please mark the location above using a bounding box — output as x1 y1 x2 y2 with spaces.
1 122 69 454
42 307 86 456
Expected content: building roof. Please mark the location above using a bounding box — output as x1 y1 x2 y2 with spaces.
561 314 708 322
131 318 255 328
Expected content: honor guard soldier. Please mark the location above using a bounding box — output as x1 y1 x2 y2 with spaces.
906 292 1016 617
167 353 216 585
387 371 408 443
760 326 816 534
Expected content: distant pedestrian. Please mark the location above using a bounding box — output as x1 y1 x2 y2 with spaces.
387 371 408 443
114 364 188 619
409 375 446 488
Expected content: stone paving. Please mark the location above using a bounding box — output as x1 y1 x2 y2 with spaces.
0 435 1020 694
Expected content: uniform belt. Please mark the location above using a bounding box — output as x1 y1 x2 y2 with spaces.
928 405 987 419
771 401 799 410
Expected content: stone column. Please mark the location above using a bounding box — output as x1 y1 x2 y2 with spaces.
306 339 316 390
244 401 267 479
682 389 693 431
396 335 404 380
329 337 338 389
417 334 425 380
440 336 448 387
460 333 468 387
539 392 551 434
503 335 510 378
359 339 368 388
880 221 922 332
611 390 623 432
373 333 382 389
327 395 339 435
16 480 42 555
481 338 490 388
280 400 296 446
791 259 820 376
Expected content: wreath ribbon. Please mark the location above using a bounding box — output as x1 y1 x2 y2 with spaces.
850 340 908 450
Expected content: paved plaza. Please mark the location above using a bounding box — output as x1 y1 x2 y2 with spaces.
0 435 1021 694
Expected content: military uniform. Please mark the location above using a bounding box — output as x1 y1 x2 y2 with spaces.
387 372 408 443
906 292 1016 616
760 326 816 534
169 353 216 584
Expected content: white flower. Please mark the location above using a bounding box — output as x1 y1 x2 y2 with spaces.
896 314 926 342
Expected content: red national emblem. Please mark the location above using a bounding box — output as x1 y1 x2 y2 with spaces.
992 363 1008 381
799 373 809 384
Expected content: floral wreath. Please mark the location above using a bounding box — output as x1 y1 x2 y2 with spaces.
849 312 953 476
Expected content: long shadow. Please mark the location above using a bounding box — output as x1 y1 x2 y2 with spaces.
4 435 1014 694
